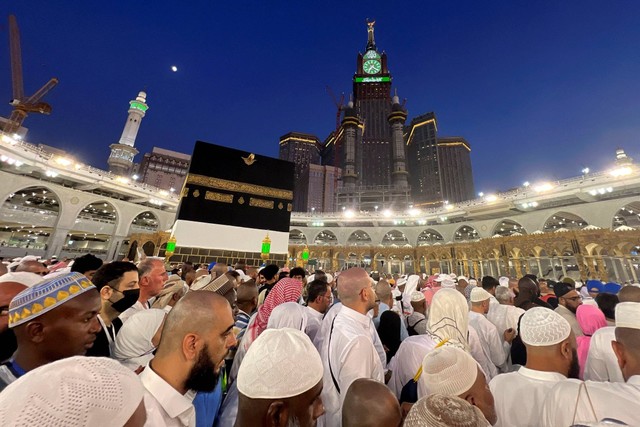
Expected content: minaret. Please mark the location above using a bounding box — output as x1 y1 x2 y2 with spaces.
108 91 148 175
388 92 409 189
341 100 361 190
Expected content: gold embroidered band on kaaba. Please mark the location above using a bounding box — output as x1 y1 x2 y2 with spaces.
186 174 294 201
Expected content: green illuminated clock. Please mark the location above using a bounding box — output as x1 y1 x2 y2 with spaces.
363 59 381 74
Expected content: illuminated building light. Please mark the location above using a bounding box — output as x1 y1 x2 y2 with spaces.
534 182 554 193
485 194 498 202
115 176 130 184
383 209 392 218
344 209 355 218
45 170 58 177
54 157 73 167
523 181 530 187
408 208 421 216
610 167 633 177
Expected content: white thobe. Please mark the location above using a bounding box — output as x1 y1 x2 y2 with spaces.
119 299 153 323
541 376 640 426
140 364 196 427
319 305 384 427
489 367 566 427
469 311 509 381
555 304 583 337
388 334 438 398
305 306 324 343
584 326 623 383
487 301 524 341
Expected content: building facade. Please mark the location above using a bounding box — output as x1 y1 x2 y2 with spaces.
437 137 475 203
278 132 322 212
137 147 191 192
108 91 148 176
406 112 440 206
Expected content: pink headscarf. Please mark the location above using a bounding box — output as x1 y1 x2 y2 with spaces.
576 304 607 379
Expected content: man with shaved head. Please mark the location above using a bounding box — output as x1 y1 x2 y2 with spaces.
319 267 384 426
542 301 640 426
140 290 237 426
342 378 402 427
585 285 640 382
0 281 27 361
14 260 48 276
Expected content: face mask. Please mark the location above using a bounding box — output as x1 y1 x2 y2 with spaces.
110 289 140 313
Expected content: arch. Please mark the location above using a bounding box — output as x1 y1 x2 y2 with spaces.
65 200 118 255
454 225 479 241
543 211 588 232
289 229 307 245
416 229 444 246
381 229 409 246
130 211 160 233
347 230 372 246
492 219 527 237
612 201 640 229
314 230 337 245
0 186 61 250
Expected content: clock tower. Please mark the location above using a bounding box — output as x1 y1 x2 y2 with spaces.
353 21 394 188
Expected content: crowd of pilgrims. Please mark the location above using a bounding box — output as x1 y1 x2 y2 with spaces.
0 253 639 426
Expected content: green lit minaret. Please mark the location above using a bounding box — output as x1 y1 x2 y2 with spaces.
108 91 148 176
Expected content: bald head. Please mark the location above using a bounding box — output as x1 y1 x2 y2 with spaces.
342 379 402 427
15 261 47 275
156 291 233 356
619 286 640 303
337 268 370 302
0 281 27 333
375 280 392 302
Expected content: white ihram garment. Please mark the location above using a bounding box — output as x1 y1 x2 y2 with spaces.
584 326 624 383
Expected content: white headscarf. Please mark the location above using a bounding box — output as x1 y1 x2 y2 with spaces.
0 356 144 426
267 302 308 333
426 288 470 351
113 308 166 370
402 275 421 316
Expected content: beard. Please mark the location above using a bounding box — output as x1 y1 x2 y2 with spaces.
0 328 17 362
568 348 580 379
185 344 220 392
286 416 301 427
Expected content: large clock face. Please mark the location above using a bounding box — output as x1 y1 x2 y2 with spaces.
363 59 381 74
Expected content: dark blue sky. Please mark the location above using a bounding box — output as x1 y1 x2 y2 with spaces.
2 1 640 193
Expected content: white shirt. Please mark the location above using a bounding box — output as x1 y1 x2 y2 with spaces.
388 334 439 398
489 367 566 427
305 306 324 343
541 375 640 426
584 326 623 383
487 301 524 341
469 311 509 381
319 305 384 427
119 300 151 323
140 364 196 427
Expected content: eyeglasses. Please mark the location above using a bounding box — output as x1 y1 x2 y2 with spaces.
563 296 581 302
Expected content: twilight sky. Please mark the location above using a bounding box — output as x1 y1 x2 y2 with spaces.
1 1 639 193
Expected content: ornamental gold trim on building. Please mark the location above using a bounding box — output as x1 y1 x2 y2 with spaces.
205 191 234 204
186 173 293 200
249 197 275 209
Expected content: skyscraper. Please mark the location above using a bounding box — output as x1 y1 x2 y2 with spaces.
406 112 440 206
352 21 395 188
108 91 148 176
279 132 321 211
437 137 475 203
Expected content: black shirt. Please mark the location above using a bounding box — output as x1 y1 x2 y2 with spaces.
86 317 123 357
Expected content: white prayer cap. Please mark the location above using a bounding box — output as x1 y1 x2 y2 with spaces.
325 273 334 284
19 255 40 263
469 279 478 286
237 328 322 399
411 291 426 302
420 346 478 397
520 307 571 346
404 394 487 427
307 274 315 282
397 275 408 287
190 273 212 291
441 278 456 289
0 356 144 426
615 302 640 329
449 273 457 279
457 276 467 282
0 271 43 287
470 287 492 303
434 274 447 282
267 302 308 332
498 276 509 287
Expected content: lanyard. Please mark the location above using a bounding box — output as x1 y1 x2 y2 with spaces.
97 315 116 349
8 359 26 377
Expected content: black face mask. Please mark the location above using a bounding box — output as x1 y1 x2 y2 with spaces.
0 328 18 362
110 289 140 313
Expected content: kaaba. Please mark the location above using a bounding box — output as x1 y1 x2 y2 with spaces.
171 141 295 257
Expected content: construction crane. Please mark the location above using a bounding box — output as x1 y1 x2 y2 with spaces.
4 15 58 134
325 85 345 133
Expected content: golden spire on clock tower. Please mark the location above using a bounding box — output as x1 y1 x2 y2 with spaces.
366 19 376 51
